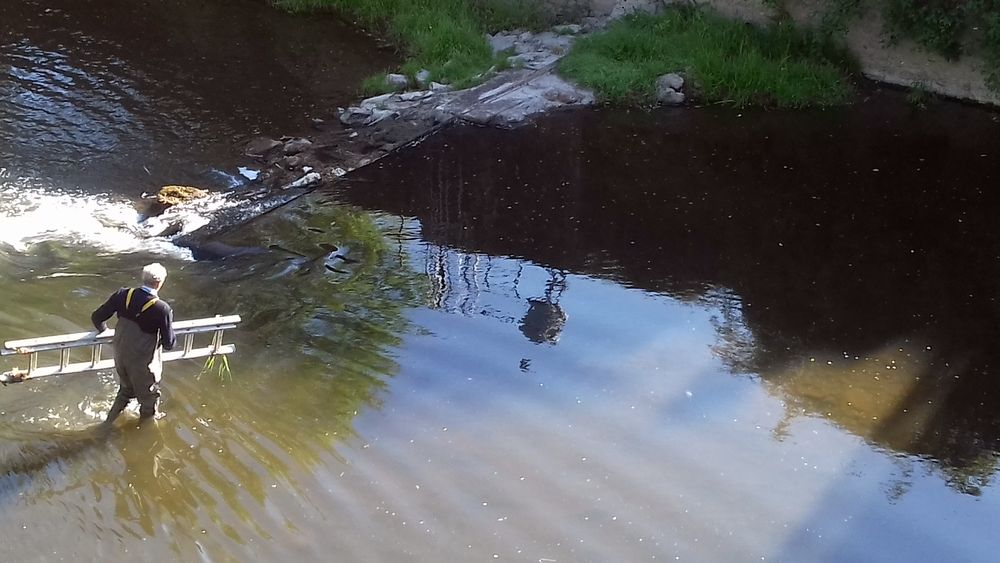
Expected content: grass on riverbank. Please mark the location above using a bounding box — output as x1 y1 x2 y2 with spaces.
558 8 858 107
271 0 547 93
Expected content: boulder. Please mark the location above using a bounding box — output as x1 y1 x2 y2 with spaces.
657 72 685 91
536 32 574 54
656 73 687 105
244 137 281 157
415 69 432 88
340 106 373 127
283 137 313 155
580 16 610 33
488 33 517 55
366 108 398 125
156 185 208 207
282 155 304 169
283 172 322 190
657 88 686 105
610 0 663 20
361 93 396 109
543 89 581 104
386 73 410 90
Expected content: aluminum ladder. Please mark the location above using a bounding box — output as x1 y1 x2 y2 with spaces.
0 315 240 384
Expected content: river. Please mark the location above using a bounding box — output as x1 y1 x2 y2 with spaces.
3 0 1000 562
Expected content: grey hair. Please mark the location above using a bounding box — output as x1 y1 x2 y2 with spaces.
141 263 168 287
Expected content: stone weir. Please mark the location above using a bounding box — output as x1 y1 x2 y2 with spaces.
167 25 606 254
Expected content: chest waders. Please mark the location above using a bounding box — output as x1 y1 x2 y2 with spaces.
106 289 162 422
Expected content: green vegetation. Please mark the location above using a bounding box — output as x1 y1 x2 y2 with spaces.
558 8 857 107
884 0 966 58
271 0 546 92
816 0 865 38
905 81 936 107
200 352 232 381
884 0 1000 89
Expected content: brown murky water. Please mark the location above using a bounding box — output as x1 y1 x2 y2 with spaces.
3 0 1000 561
1 0 395 194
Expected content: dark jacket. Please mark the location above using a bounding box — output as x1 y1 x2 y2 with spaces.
92 287 176 350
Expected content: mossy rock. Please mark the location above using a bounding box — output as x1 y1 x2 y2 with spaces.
156 185 209 207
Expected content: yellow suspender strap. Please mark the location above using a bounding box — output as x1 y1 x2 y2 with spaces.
126 288 158 314
141 298 159 313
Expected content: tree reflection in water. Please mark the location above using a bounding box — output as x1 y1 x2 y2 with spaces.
337 99 1000 499
0 199 426 554
519 270 568 345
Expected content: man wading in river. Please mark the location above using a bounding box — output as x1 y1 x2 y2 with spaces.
91 263 176 423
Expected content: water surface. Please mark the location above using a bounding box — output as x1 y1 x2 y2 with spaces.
3 1 1000 560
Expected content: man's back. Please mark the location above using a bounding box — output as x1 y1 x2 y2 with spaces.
92 286 175 350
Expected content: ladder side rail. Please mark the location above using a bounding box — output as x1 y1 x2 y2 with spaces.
2 331 112 355
2 315 241 356
172 315 242 331
10 344 237 381
172 324 240 336
165 343 235 362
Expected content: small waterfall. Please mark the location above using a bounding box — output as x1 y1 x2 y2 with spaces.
0 176 242 259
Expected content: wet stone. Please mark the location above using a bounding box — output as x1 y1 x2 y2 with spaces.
553 23 583 35
283 138 313 155
535 32 574 54
340 107 373 127
657 88 685 106
361 93 396 109
657 73 685 91
415 69 431 88
283 171 321 190
488 33 517 55
544 89 580 104
386 73 409 90
156 185 208 206
244 137 282 157
282 155 304 169
399 91 433 102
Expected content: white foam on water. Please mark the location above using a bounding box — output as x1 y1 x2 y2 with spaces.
138 189 242 238
0 177 196 259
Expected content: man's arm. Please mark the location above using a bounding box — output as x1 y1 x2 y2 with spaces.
159 305 176 351
91 288 124 332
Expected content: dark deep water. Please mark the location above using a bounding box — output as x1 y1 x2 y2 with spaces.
0 0 395 196
340 102 1000 470
3 0 1000 560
